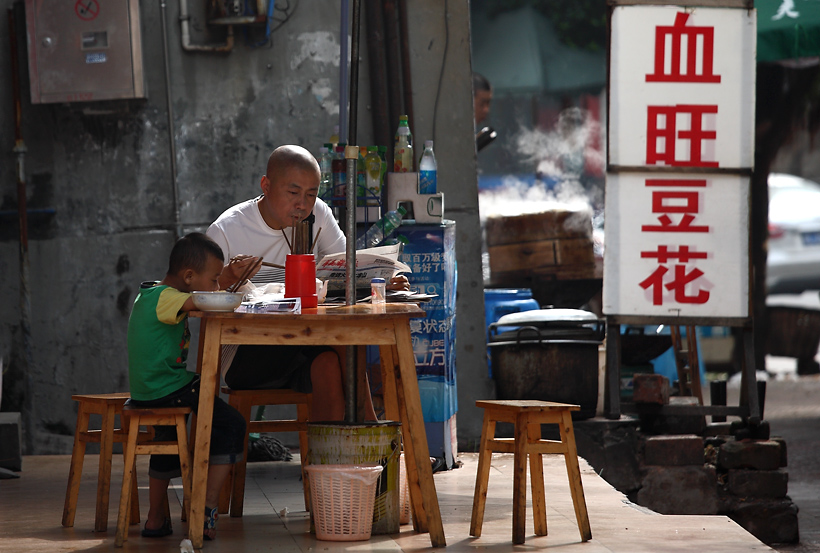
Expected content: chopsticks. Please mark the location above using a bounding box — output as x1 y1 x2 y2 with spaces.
283 224 323 255
228 258 263 293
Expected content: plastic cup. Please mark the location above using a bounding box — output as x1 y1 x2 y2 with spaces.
285 254 318 308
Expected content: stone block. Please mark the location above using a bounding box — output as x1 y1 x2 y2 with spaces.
0 412 22 472
633 374 669 405
573 417 643 494
770 436 788 467
728 469 788 498
718 439 782 471
637 465 720 515
729 499 799 545
644 435 704 466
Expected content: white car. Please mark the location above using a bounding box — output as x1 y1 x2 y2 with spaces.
767 173 820 294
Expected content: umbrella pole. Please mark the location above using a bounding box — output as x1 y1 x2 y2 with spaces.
344 0 362 423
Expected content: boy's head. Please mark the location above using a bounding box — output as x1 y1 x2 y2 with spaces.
167 232 225 292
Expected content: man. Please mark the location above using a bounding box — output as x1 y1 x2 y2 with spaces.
209 144 402 421
473 72 493 127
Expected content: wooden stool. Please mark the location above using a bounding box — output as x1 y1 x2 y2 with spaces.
219 387 312 516
470 400 592 545
62 393 149 532
114 405 192 548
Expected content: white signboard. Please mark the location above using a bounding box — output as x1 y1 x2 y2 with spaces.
609 6 756 169
603 173 749 318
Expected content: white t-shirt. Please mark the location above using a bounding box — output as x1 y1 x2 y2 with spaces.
207 195 346 283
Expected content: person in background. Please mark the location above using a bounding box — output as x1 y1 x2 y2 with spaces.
473 72 493 127
127 232 246 541
207 145 408 422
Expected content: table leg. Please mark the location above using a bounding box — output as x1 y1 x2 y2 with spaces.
381 343 426 531
394 322 446 547
188 318 221 549
95 403 116 532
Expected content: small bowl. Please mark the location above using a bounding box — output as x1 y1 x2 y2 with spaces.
191 291 244 312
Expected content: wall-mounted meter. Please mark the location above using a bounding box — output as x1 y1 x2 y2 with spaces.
24 0 145 104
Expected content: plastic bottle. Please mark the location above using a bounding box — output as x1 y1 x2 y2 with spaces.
364 146 382 206
329 124 340 147
356 146 368 206
393 115 413 172
418 140 437 194
331 144 346 206
370 277 386 305
356 205 408 250
319 145 333 200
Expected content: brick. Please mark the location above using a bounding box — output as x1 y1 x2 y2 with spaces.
770 436 788 467
644 435 704 466
0 412 22 472
718 440 782 471
633 374 669 405
729 499 799 545
727 469 788 498
636 465 720 515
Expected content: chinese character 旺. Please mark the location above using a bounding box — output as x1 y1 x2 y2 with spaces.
646 12 721 84
641 179 710 233
639 264 710 305
646 105 718 167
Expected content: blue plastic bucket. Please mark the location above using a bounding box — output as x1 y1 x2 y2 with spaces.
484 289 540 377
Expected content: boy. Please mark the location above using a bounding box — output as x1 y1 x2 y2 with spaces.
127 232 246 540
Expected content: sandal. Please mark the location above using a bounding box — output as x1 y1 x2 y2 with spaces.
141 517 172 538
204 506 218 541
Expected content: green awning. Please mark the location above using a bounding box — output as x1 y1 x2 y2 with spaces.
756 0 820 63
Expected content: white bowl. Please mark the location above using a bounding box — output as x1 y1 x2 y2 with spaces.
191 291 244 312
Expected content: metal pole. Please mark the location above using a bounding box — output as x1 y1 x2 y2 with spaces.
339 0 350 142
343 0 362 423
8 6 34 454
160 0 182 239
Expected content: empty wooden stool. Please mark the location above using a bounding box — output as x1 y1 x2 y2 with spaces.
220 387 312 516
470 400 592 545
62 393 148 532
114 405 192 548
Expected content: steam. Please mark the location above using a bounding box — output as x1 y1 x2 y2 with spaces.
478 107 604 222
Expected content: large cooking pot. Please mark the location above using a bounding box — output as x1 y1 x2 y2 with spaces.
488 309 605 419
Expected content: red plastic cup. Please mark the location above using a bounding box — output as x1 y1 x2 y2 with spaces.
285 254 318 309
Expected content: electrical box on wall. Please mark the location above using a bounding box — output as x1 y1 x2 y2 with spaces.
24 0 145 104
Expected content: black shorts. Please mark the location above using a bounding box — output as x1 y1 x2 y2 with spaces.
129 377 246 479
224 345 338 393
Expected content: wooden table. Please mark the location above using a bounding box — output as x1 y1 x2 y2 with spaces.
188 303 446 549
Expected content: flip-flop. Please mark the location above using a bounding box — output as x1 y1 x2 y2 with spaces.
141 518 172 538
204 506 218 541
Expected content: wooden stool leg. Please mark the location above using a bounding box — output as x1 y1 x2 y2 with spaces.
528 416 547 537
229 397 253 518
469 410 496 537
512 410 529 545
559 410 592 542
115 417 141 547
128 461 141 525
94 403 117 532
175 414 193 524
62 403 91 528
297 402 311 511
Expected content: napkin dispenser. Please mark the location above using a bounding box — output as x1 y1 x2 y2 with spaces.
386 172 444 224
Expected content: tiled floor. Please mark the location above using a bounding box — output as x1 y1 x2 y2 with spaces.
0 451 773 552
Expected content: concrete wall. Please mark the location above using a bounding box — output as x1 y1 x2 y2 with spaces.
0 0 489 454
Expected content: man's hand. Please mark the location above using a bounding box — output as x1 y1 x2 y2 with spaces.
219 255 262 290
387 275 410 291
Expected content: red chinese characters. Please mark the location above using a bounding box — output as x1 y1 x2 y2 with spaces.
645 12 721 168
638 179 710 306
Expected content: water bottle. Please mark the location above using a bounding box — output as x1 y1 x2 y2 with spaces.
331 144 346 206
418 140 437 194
364 146 382 206
329 124 340 147
356 205 408 250
319 145 333 199
393 115 413 172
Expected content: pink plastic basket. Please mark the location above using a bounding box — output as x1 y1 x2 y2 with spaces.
399 453 411 524
306 464 384 541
